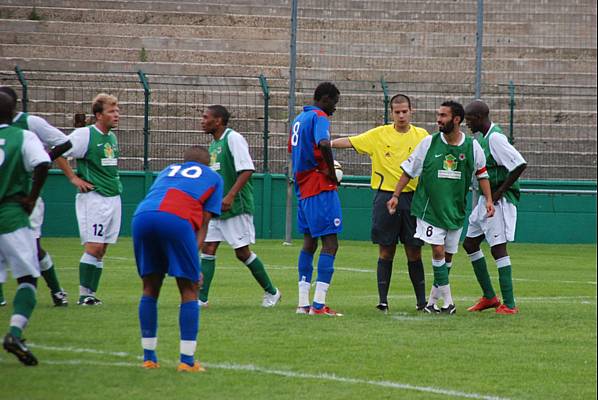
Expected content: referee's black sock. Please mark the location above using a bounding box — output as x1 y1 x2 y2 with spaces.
408 260 427 307
377 258 393 305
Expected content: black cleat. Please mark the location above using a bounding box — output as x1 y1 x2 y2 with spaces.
52 290 68 307
3 333 38 366
416 303 427 311
77 295 103 306
440 304 456 315
423 304 440 314
376 303 389 314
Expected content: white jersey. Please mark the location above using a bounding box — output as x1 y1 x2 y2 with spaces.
226 129 255 172
13 112 69 148
485 124 526 172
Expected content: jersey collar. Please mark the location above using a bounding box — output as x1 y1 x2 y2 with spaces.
483 123 496 138
440 131 465 146
12 112 23 123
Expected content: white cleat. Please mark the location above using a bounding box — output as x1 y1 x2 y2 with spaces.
197 300 209 308
262 288 281 308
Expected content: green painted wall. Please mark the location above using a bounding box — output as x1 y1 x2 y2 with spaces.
41 170 596 244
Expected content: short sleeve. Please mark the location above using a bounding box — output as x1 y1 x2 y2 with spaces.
204 174 224 216
227 131 255 172
348 128 375 155
21 130 51 172
473 140 489 179
400 135 432 178
64 127 90 159
313 115 331 145
26 115 69 147
489 133 526 172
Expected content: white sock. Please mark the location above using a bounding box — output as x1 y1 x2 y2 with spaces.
427 286 440 306
142 337 157 351
39 253 53 272
180 340 196 357
313 281 330 305
298 281 310 307
439 284 454 306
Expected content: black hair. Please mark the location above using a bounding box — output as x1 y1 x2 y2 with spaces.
441 100 465 124
0 86 18 107
314 82 340 101
207 105 230 126
0 92 16 122
390 93 411 110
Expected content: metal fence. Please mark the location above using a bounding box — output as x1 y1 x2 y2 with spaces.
2 66 596 181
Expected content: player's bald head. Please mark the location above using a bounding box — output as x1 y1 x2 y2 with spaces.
0 92 16 124
184 145 210 165
465 100 490 118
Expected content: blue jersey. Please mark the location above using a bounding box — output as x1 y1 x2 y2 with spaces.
134 161 223 231
288 105 337 200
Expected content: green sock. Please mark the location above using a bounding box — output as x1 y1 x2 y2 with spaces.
0 283 5 303
446 262 452 276
498 265 515 308
10 284 37 338
79 262 96 290
41 266 62 294
433 263 449 287
199 256 216 303
471 256 496 299
245 254 275 295
90 267 103 293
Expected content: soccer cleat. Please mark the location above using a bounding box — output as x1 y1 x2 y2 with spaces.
52 290 69 307
262 288 282 308
142 360 160 369
176 362 205 372
295 305 310 314
197 300 209 308
77 295 103 306
3 333 38 366
423 304 440 314
416 303 427 312
440 304 457 315
0 300 6 307
376 303 389 314
496 304 519 315
309 305 343 317
467 296 501 312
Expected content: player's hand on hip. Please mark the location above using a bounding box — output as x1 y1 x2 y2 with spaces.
485 201 495 218
70 176 94 193
387 196 399 215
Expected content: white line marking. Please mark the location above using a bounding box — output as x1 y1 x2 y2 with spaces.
23 344 511 400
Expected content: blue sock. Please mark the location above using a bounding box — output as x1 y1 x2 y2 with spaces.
316 253 335 284
139 295 158 362
298 250 314 282
179 300 199 366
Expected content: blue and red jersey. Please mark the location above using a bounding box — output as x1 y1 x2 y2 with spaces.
134 161 223 231
288 105 337 200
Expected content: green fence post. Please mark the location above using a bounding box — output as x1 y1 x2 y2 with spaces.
508 80 515 144
137 69 152 193
258 74 272 238
14 66 28 113
380 76 389 124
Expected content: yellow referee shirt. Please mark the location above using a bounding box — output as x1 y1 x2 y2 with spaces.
348 124 429 192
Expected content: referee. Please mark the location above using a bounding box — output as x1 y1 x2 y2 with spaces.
332 94 429 312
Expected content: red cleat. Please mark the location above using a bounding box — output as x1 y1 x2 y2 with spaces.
496 304 519 315
467 296 501 312
309 305 343 317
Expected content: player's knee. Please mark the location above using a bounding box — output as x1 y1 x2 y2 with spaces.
490 245 508 260
462 238 478 254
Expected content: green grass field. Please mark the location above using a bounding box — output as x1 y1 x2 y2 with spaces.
0 238 596 400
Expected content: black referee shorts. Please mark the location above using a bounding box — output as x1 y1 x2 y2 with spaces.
371 190 423 247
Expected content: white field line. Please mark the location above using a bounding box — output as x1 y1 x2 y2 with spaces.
50 256 597 285
17 343 510 400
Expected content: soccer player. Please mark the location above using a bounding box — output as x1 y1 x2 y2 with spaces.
56 93 121 306
133 146 223 372
331 94 429 313
387 100 495 314
198 105 281 308
462 100 527 315
290 82 343 316
0 91 51 365
0 86 72 307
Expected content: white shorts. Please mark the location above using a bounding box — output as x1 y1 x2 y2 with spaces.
414 218 462 254
76 191 121 244
0 227 40 282
466 196 517 247
29 197 44 239
205 213 256 249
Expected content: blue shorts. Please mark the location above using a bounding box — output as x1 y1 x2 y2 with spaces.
297 190 342 238
132 211 200 282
